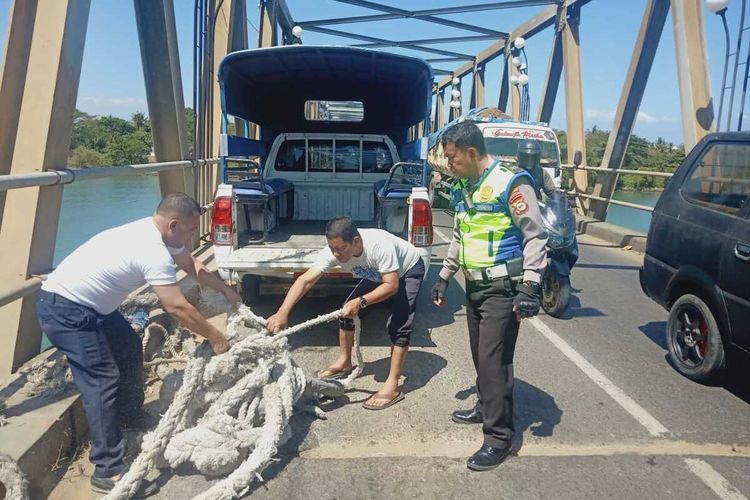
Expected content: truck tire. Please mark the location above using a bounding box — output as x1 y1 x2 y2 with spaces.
240 275 261 304
667 294 725 383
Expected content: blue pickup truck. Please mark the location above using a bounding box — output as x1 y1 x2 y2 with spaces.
209 46 435 302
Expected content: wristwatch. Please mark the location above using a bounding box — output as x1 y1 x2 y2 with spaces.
359 296 369 309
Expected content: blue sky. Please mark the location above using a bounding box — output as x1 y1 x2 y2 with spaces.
0 0 745 144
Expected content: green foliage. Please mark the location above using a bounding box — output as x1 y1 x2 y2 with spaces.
554 128 685 191
68 146 109 168
68 108 197 167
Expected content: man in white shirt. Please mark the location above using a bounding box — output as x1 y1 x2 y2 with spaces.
266 216 425 411
37 193 240 496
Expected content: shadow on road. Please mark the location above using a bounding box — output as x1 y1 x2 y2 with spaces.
638 321 668 350
453 378 563 441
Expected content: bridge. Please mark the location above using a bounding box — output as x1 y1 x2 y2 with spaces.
0 1 748 499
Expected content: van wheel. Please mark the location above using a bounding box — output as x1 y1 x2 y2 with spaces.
667 294 725 383
240 275 261 304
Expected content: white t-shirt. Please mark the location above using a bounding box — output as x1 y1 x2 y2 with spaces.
312 228 421 282
43 217 184 314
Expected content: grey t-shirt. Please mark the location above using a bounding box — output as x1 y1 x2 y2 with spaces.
312 228 421 282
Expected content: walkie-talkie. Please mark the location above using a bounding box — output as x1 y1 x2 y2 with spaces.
461 187 476 216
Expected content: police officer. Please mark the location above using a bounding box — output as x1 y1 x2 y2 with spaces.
517 140 557 198
431 121 548 471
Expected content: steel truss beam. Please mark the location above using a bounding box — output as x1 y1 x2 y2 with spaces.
536 10 564 123
354 34 504 48
589 0 670 220
436 0 592 90
303 25 475 59
0 0 91 377
300 0 557 36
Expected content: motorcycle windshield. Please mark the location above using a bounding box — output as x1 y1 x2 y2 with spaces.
541 191 576 249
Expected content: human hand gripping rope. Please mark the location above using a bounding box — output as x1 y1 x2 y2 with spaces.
104 304 364 500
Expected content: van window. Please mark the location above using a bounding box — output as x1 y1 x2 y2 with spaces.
363 141 393 173
684 142 750 214
275 139 306 172
485 138 559 167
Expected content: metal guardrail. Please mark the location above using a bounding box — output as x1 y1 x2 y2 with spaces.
560 163 674 213
0 157 220 308
0 158 219 192
431 164 675 213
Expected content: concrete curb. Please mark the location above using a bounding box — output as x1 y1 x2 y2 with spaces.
575 215 647 253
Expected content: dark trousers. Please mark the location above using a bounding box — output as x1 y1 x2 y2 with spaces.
344 259 425 346
466 278 520 448
37 291 144 478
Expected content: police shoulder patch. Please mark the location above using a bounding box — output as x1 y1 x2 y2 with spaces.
509 186 529 216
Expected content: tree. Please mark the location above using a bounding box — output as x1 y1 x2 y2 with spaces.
131 111 150 133
69 146 109 168
104 128 152 165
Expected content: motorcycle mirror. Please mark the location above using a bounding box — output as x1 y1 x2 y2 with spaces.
573 150 583 167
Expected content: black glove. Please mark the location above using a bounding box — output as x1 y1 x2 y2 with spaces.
513 281 542 318
431 277 449 302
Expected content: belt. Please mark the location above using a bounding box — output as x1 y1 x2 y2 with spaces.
462 263 509 282
39 290 79 306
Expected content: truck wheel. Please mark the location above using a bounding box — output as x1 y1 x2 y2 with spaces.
240 275 261 304
667 294 725 383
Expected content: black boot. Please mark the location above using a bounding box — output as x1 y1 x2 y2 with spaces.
467 444 512 471
451 408 483 424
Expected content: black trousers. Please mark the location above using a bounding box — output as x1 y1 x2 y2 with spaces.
465 278 520 448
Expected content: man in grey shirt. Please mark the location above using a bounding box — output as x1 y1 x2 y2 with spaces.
431 121 547 471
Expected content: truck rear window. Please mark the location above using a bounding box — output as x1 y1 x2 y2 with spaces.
274 139 393 174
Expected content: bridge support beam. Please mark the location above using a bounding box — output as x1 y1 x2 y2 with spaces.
537 27 563 123
0 1 37 230
671 0 714 151
470 64 486 109
0 0 91 378
562 3 589 213
498 55 510 113
212 0 248 156
433 89 445 133
589 0 670 220
508 52 522 120
134 0 192 198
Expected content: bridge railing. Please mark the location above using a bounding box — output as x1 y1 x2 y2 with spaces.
561 164 674 213
432 164 674 215
0 158 220 309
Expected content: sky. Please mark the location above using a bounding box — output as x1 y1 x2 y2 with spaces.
0 0 745 145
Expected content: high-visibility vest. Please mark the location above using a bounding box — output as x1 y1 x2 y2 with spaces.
452 161 533 269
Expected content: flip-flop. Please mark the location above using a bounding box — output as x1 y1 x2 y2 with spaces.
362 392 405 411
315 366 356 380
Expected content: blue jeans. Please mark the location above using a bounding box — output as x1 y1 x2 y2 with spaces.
37 291 144 478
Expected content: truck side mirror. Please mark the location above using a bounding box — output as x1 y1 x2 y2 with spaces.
573 150 583 167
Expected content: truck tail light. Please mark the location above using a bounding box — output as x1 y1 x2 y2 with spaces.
410 198 433 247
211 196 233 246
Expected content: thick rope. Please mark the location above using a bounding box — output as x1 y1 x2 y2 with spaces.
0 453 29 500
105 304 361 499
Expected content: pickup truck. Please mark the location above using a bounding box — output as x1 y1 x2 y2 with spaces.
209 46 435 302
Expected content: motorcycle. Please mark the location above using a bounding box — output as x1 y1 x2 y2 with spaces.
539 191 578 318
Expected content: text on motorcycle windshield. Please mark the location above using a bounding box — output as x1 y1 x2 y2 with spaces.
517 140 541 171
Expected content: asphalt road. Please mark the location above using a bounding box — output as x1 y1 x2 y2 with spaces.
57 210 750 499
